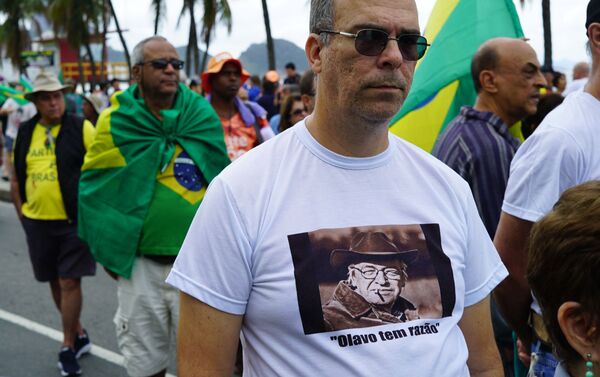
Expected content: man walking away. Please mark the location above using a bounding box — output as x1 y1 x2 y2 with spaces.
11 72 96 376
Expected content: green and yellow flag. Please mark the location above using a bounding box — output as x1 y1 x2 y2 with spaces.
78 84 230 278
0 84 28 105
390 0 524 151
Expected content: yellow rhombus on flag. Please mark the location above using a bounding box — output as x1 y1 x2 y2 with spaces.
389 0 525 152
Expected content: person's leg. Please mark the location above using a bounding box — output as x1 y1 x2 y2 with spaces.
114 257 171 377
49 279 61 310
57 221 96 336
58 277 82 348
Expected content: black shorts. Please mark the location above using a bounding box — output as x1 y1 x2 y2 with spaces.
21 217 96 282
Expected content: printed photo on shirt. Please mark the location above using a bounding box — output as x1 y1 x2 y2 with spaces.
287 224 455 334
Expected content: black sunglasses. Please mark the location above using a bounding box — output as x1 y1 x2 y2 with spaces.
140 58 185 70
320 29 429 61
291 108 306 116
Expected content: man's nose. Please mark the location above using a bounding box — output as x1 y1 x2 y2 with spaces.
377 38 404 69
373 269 389 284
535 71 547 88
163 62 177 73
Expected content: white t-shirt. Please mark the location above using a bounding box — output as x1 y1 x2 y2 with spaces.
562 78 587 97
502 91 600 314
167 121 507 377
503 91 600 222
1 98 37 139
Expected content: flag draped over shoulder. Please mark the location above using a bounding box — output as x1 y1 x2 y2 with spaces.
78 83 230 278
389 0 524 152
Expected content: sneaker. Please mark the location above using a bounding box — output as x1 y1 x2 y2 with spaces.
74 329 92 358
57 347 82 376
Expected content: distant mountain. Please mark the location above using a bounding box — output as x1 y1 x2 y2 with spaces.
239 38 309 77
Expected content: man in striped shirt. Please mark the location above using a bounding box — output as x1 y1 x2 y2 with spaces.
433 37 546 376
433 37 545 238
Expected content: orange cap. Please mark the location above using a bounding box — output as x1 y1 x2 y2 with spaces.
201 52 250 93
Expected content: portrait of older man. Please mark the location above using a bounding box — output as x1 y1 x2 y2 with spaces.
323 231 419 331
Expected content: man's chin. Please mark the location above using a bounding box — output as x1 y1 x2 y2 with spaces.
353 98 405 123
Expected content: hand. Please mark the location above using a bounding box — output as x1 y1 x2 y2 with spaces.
517 338 531 367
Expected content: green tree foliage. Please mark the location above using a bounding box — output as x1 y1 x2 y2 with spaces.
0 0 44 73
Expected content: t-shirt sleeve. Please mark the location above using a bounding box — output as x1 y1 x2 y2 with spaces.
502 127 581 222
259 117 276 141
166 177 253 315
462 189 508 307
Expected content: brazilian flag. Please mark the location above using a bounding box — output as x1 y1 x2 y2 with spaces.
390 0 525 151
78 84 230 278
0 84 29 105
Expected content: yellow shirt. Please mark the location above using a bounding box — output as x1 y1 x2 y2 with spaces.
21 120 96 220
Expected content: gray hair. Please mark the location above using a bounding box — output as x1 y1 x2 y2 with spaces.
131 35 169 65
310 0 335 45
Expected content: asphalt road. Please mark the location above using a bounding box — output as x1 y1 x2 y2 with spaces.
0 201 177 377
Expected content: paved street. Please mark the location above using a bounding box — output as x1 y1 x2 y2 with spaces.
0 201 177 376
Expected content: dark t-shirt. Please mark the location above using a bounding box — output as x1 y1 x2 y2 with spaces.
257 93 278 120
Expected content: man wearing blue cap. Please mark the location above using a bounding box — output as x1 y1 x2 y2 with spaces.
495 1 600 375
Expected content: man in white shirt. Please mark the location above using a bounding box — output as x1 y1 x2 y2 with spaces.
167 0 506 375
494 1 600 375
0 88 37 178
562 61 590 96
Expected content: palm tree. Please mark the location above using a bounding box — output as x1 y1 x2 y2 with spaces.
177 0 201 77
107 0 132 80
0 0 44 74
151 0 165 35
520 0 552 70
261 0 276 70
199 0 232 72
48 0 104 86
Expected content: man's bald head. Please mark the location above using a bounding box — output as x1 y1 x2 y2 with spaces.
572 62 590 79
471 38 536 93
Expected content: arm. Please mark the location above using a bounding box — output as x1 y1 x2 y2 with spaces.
9 165 22 218
459 295 503 377
177 292 243 377
493 212 534 350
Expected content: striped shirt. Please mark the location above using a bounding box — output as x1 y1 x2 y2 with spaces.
432 106 521 238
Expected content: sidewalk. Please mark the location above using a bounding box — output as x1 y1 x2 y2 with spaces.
0 178 10 202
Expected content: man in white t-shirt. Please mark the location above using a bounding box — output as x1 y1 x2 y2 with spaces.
167 0 507 375
494 1 600 375
562 61 590 96
0 93 37 178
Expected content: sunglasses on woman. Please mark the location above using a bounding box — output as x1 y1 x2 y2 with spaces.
292 109 306 116
319 29 429 61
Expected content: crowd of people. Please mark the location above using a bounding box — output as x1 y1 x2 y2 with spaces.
1 0 599 376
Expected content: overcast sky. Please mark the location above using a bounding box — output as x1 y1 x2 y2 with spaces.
109 0 589 75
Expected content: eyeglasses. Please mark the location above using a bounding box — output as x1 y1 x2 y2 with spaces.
44 127 55 149
319 29 429 61
291 108 306 116
350 266 404 280
140 58 185 70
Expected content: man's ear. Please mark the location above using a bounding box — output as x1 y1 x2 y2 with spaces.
132 65 141 83
479 70 498 94
587 23 600 52
557 301 598 357
306 33 324 74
